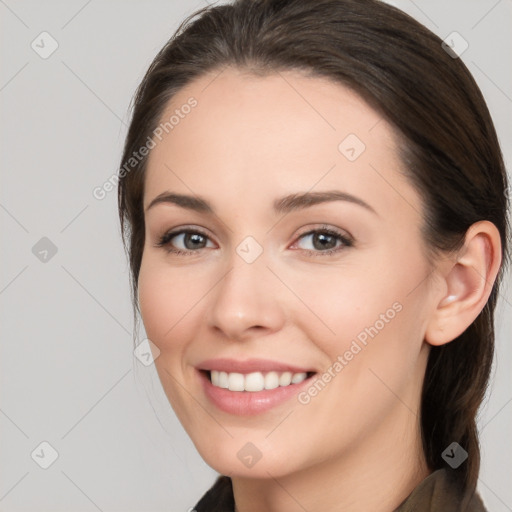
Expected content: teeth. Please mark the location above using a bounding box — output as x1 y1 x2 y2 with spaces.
264 371 279 390
291 372 307 384
245 372 264 391
209 370 309 392
279 372 292 386
218 370 229 389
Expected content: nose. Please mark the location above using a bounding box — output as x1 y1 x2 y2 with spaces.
207 246 286 341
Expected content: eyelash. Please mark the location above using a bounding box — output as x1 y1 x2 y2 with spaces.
154 225 353 258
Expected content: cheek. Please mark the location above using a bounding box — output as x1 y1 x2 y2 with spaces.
138 267 170 341
282 264 398 343
137 261 193 351
137 261 206 423
286 248 430 364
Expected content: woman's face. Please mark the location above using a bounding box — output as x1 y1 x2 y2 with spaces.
138 68 439 478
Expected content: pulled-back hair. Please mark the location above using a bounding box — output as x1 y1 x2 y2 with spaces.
118 0 509 503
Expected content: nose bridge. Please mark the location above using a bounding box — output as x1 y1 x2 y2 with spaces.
207 238 284 339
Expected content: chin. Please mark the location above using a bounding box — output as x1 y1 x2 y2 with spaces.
193 438 305 479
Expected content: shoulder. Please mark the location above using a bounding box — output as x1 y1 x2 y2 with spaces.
394 469 487 512
192 469 488 512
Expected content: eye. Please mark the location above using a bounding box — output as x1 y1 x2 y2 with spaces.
155 228 215 256
155 224 353 257
291 225 353 257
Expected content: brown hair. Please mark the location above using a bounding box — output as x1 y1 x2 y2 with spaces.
118 0 509 503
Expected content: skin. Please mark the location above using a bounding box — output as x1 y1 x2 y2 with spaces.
137 67 501 512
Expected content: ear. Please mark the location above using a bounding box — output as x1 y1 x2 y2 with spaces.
425 221 502 347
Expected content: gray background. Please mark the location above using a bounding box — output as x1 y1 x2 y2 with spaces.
0 0 510 510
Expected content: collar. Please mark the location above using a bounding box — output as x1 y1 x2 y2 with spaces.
193 468 487 512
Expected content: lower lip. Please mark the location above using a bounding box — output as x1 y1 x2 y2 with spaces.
198 370 316 416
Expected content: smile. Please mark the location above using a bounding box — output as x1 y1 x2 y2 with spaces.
196 362 317 415
209 369 313 392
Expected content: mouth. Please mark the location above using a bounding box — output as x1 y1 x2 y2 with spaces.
197 368 318 416
200 369 317 392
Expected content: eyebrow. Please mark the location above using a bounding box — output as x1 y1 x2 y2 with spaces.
145 190 377 215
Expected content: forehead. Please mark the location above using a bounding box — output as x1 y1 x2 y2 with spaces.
143 67 420 221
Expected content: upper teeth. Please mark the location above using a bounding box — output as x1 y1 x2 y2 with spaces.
210 370 309 392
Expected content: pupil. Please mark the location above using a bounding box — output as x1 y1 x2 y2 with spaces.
186 233 205 249
314 233 336 250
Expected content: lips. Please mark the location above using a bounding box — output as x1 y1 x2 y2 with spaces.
195 357 318 415
196 357 316 374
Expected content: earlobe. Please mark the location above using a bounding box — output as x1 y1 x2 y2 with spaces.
425 221 502 347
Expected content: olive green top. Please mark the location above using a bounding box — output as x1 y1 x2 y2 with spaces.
193 468 487 511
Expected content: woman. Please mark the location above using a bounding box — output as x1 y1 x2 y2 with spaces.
117 0 509 510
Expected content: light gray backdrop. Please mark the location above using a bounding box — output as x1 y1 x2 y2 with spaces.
1 0 511 510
